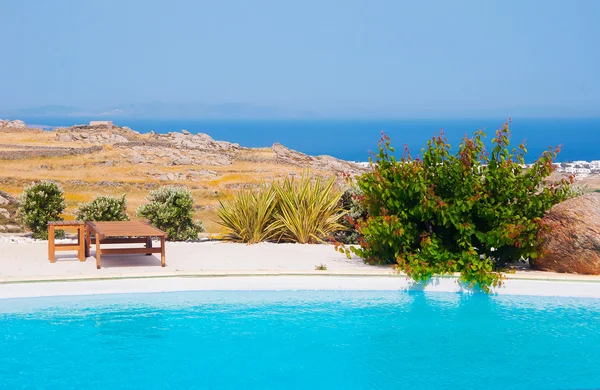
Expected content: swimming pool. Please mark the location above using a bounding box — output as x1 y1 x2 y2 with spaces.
1 291 599 389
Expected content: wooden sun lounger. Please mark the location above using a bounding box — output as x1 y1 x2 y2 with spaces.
85 220 167 269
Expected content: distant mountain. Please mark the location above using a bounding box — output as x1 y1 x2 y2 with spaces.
2 105 83 117
0 102 316 119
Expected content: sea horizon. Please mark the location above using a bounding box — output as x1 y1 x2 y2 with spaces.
10 116 600 164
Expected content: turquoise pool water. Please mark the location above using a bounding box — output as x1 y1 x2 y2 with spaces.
1 291 599 389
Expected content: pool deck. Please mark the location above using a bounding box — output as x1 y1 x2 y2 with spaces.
1 240 600 299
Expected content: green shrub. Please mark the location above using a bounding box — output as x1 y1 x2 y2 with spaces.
75 194 129 222
332 186 366 244
217 185 282 243
275 174 346 244
342 122 571 292
137 186 204 241
18 181 66 239
217 173 347 244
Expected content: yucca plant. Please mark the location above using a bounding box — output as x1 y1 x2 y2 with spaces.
217 185 283 243
275 174 346 244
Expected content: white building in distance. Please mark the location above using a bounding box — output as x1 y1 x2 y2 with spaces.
89 121 113 130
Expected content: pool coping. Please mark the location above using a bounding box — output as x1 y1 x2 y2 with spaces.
2 269 600 285
1 272 600 300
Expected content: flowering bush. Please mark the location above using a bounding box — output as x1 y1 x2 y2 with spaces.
340 121 572 292
18 181 66 239
137 186 204 241
76 194 129 222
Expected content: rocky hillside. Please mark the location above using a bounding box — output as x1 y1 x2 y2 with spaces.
0 190 22 233
0 120 367 232
48 123 367 175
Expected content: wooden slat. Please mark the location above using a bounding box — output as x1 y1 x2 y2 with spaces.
100 247 162 255
48 221 84 226
54 244 82 251
90 237 149 244
87 220 166 238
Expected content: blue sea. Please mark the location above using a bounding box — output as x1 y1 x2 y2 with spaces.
1 291 600 389
20 117 600 163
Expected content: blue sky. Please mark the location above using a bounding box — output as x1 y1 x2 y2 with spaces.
1 0 599 117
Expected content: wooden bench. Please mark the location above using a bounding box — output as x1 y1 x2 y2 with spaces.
48 221 86 262
86 220 167 269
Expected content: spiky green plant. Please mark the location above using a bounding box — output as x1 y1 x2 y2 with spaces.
217 185 283 243
275 174 346 244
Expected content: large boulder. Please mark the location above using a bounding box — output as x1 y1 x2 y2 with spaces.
0 190 17 205
532 193 600 274
4 119 27 129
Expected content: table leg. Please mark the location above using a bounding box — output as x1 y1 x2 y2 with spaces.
160 236 166 267
96 237 102 269
146 237 152 256
78 225 85 261
85 224 90 258
48 225 55 263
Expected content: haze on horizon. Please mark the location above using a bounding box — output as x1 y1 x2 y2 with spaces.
1 0 599 118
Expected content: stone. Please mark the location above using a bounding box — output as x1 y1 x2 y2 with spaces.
5 119 27 129
0 208 9 218
0 225 5 232
113 134 128 143
172 157 192 165
0 191 16 205
97 181 124 187
532 193 600 274
182 129 190 135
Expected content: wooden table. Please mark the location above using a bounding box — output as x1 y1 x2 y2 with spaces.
86 220 167 269
48 221 86 262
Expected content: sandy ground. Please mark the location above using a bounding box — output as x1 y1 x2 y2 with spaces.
0 240 391 281
1 240 600 299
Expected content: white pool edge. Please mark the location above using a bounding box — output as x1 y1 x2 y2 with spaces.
1 275 600 299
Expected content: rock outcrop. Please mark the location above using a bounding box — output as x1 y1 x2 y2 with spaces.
0 190 23 233
3 119 367 177
0 119 28 129
532 193 600 274
50 124 364 174
0 190 16 205
272 143 367 176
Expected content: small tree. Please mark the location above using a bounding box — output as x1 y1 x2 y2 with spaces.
76 194 129 222
342 121 572 292
18 181 66 239
137 186 204 241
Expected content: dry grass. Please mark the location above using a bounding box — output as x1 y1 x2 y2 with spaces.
0 131 315 233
